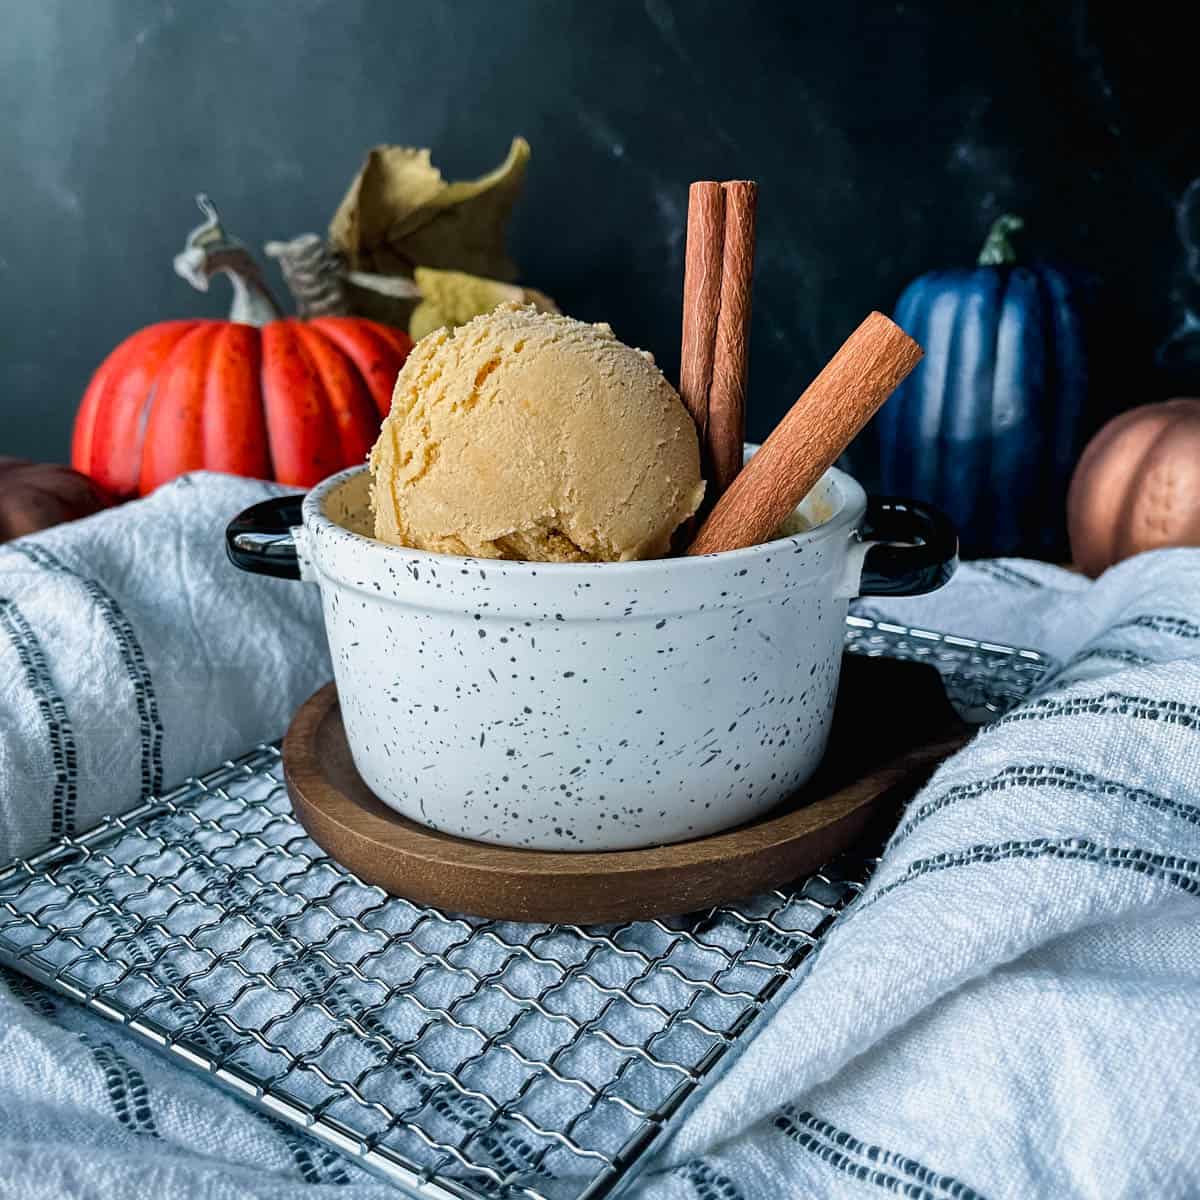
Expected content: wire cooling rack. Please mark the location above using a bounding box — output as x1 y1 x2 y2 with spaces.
844 612 1049 721
0 617 1049 1200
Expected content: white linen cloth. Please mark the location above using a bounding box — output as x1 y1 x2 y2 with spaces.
0 473 331 864
1 474 1199 1199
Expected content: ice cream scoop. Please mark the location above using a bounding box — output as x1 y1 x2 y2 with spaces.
369 304 705 561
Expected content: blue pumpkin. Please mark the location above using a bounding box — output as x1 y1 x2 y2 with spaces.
871 215 1091 559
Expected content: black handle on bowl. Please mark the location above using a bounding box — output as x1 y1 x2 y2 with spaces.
226 496 304 580
858 497 958 597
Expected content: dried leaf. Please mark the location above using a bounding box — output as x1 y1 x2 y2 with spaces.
407 267 559 340
329 138 529 282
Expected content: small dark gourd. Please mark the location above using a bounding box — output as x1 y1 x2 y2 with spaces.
0 458 115 543
871 216 1091 559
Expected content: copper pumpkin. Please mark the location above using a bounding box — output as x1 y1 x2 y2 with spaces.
72 197 413 500
1067 398 1200 577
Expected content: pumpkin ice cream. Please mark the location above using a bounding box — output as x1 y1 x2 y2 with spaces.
369 304 705 561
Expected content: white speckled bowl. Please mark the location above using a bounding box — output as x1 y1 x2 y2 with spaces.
227 455 955 851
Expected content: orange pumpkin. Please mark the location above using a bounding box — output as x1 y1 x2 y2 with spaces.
72 196 412 499
0 457 115 543
1067 398 1200 577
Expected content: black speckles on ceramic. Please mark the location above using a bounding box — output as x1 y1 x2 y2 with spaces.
297 464 870 852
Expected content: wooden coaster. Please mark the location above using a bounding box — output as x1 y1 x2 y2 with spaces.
283 656 970 924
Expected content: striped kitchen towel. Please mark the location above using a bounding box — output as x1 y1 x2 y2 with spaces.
0 472 331 863
641 549 1200 1199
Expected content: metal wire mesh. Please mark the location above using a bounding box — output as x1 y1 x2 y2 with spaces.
0 617 1049 1200
844 613 1049 721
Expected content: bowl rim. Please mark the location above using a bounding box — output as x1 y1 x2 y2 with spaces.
302 459 868 578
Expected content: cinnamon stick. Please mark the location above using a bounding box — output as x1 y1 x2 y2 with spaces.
687 312 922 555
707 180 757 497
679 182 726 450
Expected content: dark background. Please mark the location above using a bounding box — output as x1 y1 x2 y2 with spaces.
2 0 1197 466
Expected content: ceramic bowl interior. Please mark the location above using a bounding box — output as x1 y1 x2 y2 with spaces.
322 468 375 537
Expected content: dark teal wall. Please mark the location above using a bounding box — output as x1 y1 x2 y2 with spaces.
2 0 1195 463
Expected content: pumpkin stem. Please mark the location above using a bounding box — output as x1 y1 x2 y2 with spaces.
977 214 1025 266
264 233 353 317
173 194 284 325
